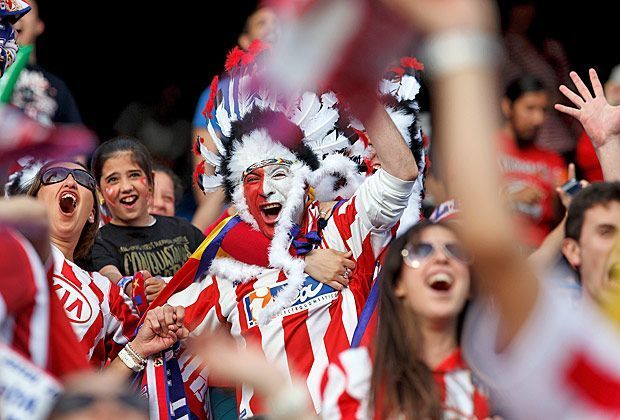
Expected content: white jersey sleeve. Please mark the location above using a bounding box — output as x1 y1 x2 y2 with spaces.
463 286 620 419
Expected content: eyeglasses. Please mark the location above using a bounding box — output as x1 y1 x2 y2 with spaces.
41 167 96 191
51 392 148 415
401 242 471 268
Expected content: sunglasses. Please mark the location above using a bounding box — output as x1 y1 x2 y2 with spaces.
401 242 471 268
51 392 148 415
41 167 96 191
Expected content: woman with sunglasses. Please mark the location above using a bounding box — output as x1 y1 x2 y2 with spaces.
27 162 188 372
319 219 491 419
194 219 491 419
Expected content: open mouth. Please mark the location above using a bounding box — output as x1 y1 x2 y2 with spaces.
119 195 139 208
260 202 282 223
59 192 78 215
428 273 453 292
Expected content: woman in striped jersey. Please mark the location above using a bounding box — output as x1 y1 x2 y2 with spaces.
319 220 491 419
27 161 188 372
193 220 492 419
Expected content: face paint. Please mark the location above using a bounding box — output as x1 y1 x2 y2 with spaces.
242 164 294 239
100 152 153 227
104 186 119 201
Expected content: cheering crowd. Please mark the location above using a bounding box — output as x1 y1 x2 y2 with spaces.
2 0 620 419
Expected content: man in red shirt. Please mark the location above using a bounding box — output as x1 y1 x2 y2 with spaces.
499 75 566 247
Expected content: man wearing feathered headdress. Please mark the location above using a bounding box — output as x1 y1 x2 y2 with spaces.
145 43 425 418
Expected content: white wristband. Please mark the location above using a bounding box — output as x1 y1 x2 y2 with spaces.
125 342 147 365
422 30 503 79
118 346 144 372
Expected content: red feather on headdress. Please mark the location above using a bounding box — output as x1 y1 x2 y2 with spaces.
192 160 206 191
203 76 219 120
225 47 245 72
400 57 424 71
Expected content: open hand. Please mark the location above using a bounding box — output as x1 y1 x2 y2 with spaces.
555 69 620 149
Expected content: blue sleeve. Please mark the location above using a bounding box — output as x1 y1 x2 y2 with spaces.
192 86 211 128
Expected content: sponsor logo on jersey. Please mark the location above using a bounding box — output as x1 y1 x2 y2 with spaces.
52 274 93 324
243 276 338 327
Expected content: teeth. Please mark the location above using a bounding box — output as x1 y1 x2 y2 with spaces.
59 193 77 213
429 273 453 285
120 196 138 205
263 203 281 210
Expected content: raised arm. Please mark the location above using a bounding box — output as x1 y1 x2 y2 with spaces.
362 102 418 182
384 0 538 345
555 69 620 181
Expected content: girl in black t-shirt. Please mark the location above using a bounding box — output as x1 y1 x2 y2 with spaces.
90 138 205 298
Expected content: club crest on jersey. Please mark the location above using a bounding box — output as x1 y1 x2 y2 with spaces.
243 276 338 327
52 274 93 324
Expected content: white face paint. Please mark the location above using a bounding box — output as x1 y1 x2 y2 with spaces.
243 164 298 238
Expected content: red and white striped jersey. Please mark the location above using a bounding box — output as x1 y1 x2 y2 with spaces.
464 287 620 419
169 169 414 418
0 227 51 369
320 346 490 419
51 245 139 367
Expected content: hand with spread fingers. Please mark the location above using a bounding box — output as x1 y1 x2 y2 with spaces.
555 69 620 149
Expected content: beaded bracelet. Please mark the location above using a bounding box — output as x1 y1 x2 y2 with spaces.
125 342 147 366
118 346 144 372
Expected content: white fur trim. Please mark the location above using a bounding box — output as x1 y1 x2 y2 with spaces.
208 258 265 283
385 106 414 148
227 130 303 229
227 130 300 187
310 154 363 201
258 164 312 325
396 175 424 237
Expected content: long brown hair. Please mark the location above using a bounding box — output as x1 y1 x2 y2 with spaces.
370 220 446 420
27 162 100 262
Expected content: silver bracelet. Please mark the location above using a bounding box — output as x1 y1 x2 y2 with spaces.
118 346 145 372
125 342 147 365
422 30 503 79
266 381 309 420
